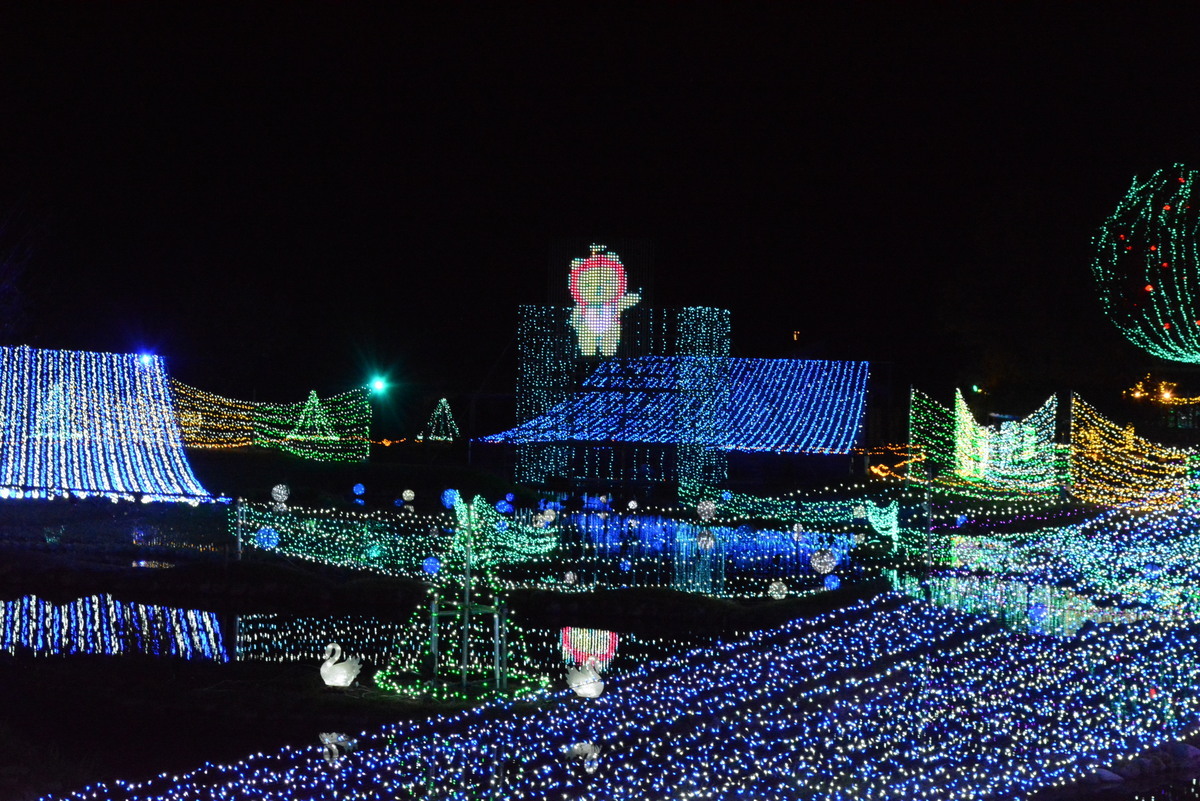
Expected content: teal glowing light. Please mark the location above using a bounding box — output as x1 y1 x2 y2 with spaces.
370 378 387 392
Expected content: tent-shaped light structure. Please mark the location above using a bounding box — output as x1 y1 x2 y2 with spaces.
909 389 1063 497
481 356 869 454
0 346 209 502
1070 394 1195 509
909 388 1199 509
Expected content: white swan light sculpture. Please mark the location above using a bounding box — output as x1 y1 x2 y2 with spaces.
320 643 362 687
566 661 604 698
564 741 603 773
319 732 356 765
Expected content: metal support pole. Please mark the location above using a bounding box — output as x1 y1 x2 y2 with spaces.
462 505 472 690
500 600 509 691
492 604 501 689
430 594 439 679
235 498 244 561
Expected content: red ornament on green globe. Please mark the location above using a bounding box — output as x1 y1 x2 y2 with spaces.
1093 164 1200 362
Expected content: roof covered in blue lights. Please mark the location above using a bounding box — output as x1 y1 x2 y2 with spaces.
481 356 869 454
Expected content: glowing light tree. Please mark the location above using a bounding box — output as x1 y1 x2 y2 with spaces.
1093 164 1200 361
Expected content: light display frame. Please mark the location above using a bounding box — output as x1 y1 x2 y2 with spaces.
513 303 733 490
1069 394 1194 509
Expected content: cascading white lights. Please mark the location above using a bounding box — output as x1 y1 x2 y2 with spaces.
0 345 209 502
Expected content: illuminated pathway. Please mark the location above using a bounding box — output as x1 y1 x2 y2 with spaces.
52 595 1200 800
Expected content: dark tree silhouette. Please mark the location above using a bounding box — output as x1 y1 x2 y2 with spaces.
0 206 35 341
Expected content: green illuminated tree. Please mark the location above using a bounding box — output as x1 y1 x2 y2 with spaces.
419 398 460 442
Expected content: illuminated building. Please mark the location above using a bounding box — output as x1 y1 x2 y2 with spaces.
496 245 869 500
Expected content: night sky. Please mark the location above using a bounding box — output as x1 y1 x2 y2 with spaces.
2 5 1199 434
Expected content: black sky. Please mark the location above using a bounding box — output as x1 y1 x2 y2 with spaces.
2 4 1199 430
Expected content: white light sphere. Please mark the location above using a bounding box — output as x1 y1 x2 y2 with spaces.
564 571 578 585
697 499 716 520
811 549 837 574
627 500 638 510
697 530 716 550
402 489 415 502
566 663 604 698
271 484 290 503
544 508 557 522
768 580 788 599
852 504 867 519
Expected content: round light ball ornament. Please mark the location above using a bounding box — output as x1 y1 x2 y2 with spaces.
811 549 838 574
255 527 280 549
402 489 415 502
768 580 788 600
271 484 290 503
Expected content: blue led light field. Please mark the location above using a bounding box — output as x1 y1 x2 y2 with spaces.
50 595 1200 800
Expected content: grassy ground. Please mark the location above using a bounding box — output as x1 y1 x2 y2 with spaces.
0 654 453 800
